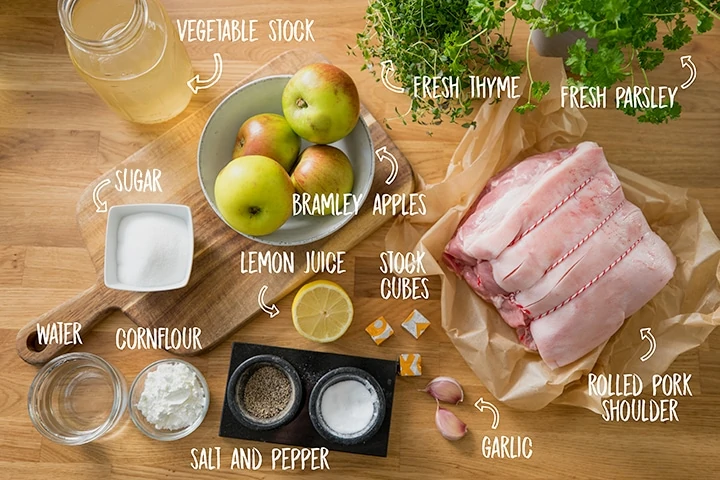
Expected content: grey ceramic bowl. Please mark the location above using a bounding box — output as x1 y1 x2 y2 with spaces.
226 354 303 431
197 75 374 246
309 367 385 445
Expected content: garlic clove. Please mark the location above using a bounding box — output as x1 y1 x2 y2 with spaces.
435 406 468 441
421 376 464 404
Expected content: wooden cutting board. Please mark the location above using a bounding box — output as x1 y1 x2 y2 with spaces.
16 49 414 365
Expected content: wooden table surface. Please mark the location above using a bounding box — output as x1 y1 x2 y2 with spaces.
1 1 719 479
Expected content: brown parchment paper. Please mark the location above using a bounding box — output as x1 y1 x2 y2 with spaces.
386 56 720 412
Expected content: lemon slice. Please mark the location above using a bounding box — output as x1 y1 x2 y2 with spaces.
292 280 354 343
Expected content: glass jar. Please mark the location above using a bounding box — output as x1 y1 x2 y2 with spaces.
58 0 194 124
28 353 128 445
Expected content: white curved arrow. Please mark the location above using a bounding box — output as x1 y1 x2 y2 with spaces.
187 53 223 94
380 60 404 94
640 327 656 362
258 285 279 318
374 146 399 185
93 178 111 213
680 55 696 90
474 397 500 430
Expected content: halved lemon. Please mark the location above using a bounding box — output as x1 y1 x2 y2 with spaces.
291 280 354 343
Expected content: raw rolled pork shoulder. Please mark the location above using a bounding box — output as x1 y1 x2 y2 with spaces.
443 142 676 369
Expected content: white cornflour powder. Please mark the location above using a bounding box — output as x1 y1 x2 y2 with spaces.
116 212 189 288
320 380 378 436
137 362 206 430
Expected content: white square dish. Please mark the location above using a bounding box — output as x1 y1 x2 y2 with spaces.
104 204 194 292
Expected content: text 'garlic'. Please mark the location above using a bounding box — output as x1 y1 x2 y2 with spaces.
435 406 467 441
421 376 464 404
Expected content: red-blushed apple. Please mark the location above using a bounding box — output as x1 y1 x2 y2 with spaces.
233 113 301 172
282 64 360 144
291 145 354 215
214 155 294 236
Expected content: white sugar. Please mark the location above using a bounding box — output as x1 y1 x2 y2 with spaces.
320 380 377 436
116 212 189 288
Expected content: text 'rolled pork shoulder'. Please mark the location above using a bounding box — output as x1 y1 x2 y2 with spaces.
443 142 676 369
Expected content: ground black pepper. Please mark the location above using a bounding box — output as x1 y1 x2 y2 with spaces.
241 365 292 419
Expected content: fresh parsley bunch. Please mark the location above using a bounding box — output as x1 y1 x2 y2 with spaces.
352 0 719 126
539 0 718 123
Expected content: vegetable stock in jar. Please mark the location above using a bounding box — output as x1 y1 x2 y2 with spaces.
58 0 194 124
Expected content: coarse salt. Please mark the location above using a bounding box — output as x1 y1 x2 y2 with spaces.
116 212 189 288
320 380 378 436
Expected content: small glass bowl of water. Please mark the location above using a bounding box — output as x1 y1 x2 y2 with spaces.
28 352 128 445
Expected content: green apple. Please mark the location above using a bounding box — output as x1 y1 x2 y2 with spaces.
282 63 360 144
291 145 354 215
232 113 301 172
214 155 294 236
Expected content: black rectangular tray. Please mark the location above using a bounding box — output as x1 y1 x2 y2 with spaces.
219 342 398 457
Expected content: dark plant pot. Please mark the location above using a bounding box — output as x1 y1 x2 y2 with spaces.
530 29 597 59
531 0 597 59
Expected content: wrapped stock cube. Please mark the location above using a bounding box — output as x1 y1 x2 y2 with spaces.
399 353 422 376
402 310 430 339
365 316 394 345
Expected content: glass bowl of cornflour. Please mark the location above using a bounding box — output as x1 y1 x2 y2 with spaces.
309 367 386 445
104 204 194 292
129 359 209 441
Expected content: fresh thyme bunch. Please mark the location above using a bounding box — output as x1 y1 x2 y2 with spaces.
352 0 719 126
